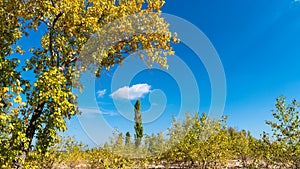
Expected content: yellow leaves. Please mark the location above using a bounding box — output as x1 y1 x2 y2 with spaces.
14 95 22 103
0 86 25 110
1 87 9 94
171 32 180 43
7 123 14 130
168 50 175 55
15 87 23 95
147 0 165 11
12 0 178 73
11 108 18 116
0 2 179 165
33 68 75 119
15 79 20 86
15 46 24 55
41 34 50 50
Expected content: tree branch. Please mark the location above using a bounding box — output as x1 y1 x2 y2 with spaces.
38 18 48 27
25 102 46 148
50 0 56 8
59 55 78 72
49 12 63 65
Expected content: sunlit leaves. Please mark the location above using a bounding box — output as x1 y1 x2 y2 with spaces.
263 96 300 167
1 0 178 167
18 104 300 168
267 96 300 144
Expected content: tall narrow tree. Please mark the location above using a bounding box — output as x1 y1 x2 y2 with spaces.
134 100 143 147
125 132 131 146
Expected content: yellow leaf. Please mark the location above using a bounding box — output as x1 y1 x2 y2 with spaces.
14 95 22 103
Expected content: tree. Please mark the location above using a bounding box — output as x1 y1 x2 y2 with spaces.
163 112 230 168
125 132 131 146
0 0 179 167
115 133 124 153
134 100 143 147
145 132 165 155
267 96 300 145
265 96 300 167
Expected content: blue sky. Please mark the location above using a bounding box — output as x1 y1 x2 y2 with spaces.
65 0 300 146
16 0 300 146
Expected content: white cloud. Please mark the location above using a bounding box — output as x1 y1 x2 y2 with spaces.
110 83 151 100
79 107 118 116
97 89 106 98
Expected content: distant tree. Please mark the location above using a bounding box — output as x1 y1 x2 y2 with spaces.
103 143 109 150
134 100 143 147
117 133 124 146
163 112 233 168
125 132 131 146
265 96 300 167
266 96 300 145
145 132 165 155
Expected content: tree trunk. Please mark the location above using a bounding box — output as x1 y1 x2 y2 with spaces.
12 102 45 169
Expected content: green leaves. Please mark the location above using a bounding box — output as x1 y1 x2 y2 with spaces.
262 96 300 167
17 102 300 168
134 100 143 147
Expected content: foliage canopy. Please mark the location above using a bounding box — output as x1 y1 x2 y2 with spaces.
0 0 178 167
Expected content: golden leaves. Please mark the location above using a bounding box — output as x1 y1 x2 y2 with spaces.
32 67 76 124
1 87 9 94
0 1 179 166
18 0 179 73
13 95 22 103
11 108 18 116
